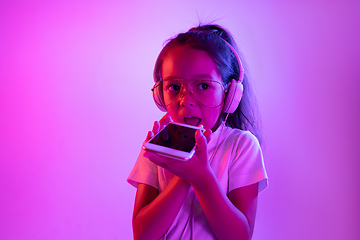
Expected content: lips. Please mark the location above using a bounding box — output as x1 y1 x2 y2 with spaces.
183 117 201 126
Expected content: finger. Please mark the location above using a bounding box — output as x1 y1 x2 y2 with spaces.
195 129 207 153
152 121 160 134
144 151 171 168
159 113 172 129
145 130 154 142
149 157 168 169
198 125 211 143
143 151 151 159
155 162 168 169
203 129 212 144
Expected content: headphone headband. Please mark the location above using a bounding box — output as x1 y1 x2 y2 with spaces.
220 38 244 113
221 39 244 83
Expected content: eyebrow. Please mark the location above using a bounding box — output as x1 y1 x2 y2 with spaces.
163 74 215 80
193 74 214 79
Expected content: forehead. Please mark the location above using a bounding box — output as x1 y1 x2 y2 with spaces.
161 46 222 81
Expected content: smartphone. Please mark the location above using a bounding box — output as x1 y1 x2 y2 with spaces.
143 122 203 161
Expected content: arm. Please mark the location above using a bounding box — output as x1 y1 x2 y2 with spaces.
192 169 258 240
189 130 259 240
132 114 192 240
132 176 191 240
228 183 258 238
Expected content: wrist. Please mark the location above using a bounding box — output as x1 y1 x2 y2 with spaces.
189 164 215 189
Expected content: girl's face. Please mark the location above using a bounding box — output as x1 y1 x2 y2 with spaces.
161 46 225 130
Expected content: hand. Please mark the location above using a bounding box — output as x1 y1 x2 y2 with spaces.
144 113 172 143
144 127 213 186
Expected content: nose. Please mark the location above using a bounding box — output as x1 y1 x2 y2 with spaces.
179 85 195 107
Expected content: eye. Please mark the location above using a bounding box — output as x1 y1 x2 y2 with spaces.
167 84 181 92
163 81 181 92
196 82 211 90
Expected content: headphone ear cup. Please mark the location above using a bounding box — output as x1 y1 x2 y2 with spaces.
223 79 243 113
152 83 168 112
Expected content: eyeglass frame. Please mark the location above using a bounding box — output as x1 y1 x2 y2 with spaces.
151 78 228 109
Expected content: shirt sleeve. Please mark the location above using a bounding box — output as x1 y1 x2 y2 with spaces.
228 131 268 193
127 147 159 190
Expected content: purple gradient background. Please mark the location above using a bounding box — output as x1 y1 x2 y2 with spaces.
1 0 359 239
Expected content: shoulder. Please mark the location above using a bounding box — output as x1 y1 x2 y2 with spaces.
127 148 160 189
211 125 268 193
219 127 263 167
222 127 261 151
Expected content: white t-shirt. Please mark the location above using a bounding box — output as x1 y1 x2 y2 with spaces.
127 124 268 239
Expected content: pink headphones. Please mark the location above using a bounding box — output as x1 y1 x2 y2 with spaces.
153 39 244 114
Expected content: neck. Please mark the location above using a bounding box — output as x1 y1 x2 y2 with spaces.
211 113 229 132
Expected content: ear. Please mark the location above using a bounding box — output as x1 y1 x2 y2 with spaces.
223 79 243 113
152 82 168 112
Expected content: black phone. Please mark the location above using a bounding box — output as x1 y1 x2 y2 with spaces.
143 122 203 160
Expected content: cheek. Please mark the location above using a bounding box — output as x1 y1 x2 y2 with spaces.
202 108 223 129
165 106 179 120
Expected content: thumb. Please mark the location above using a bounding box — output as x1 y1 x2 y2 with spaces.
203 129 212 144
195 129 207 153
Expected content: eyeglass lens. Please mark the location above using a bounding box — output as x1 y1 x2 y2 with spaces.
160 79 225 108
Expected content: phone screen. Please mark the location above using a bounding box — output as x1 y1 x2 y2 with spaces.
149 123 197 153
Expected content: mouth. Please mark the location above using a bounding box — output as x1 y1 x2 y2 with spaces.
183 116 201 126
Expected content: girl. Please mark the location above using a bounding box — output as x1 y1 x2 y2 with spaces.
127 24 268 240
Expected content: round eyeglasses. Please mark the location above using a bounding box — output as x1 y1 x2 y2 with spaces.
152 79 226 108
